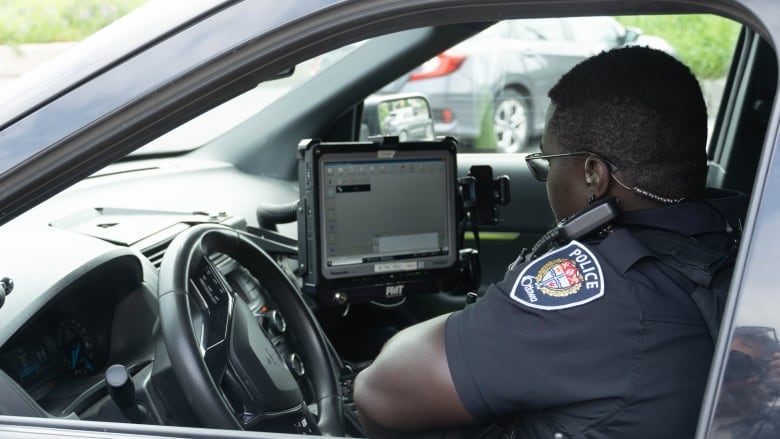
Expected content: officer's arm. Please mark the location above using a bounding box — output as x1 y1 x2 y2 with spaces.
353 313 477 438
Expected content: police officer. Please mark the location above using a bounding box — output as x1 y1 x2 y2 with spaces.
353 46 746 438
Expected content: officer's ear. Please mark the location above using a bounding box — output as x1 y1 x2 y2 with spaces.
584 157 610 197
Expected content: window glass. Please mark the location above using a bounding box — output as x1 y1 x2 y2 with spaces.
514 18 566 41
564 16 621 42
133 42 366 155
130 14 740 157
122 14 741 157
478 21 511 39
0 0 147 94
712 326 780 437
380 14 741 154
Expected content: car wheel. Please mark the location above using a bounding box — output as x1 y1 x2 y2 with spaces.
399 130 409 141
493 89 530 153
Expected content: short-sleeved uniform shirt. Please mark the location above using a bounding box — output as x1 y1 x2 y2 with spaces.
445 195 745 438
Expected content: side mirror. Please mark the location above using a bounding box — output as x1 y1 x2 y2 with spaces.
361 93 435 141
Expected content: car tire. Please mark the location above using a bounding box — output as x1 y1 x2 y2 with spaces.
493 89 530 153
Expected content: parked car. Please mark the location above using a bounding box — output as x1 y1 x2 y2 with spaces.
0 1 775 439
382 16 677 152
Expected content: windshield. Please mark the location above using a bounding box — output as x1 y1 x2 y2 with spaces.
132 43 365 156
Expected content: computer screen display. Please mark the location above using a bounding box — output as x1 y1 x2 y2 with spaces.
319 151 454 278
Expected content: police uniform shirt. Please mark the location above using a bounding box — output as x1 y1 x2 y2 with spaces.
445 194 745 438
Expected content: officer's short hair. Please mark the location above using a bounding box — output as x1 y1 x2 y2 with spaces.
547 46 707 200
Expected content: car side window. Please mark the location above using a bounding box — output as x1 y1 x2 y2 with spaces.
513 18 566 41
478 21 512 39
373 14 740 155
563 16 622 43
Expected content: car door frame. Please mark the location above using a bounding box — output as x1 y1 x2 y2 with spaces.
0 1 778 438
696 26 780 437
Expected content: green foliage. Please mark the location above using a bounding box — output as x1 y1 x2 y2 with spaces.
616 14 742 79
0 0 146 45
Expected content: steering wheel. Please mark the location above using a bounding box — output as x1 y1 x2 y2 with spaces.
157 224 343 434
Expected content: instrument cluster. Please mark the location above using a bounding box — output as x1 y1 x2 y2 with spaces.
1 315 109 403
0 255 150 416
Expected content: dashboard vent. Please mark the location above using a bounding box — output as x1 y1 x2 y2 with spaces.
141 241 171 269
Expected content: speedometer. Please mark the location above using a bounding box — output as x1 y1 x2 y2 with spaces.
56 319 97 377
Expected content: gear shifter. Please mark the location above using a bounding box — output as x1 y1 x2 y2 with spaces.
105 364 148 423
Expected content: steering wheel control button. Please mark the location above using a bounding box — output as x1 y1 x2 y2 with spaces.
195 263 228 306
269 310 287 334
287 353 306 377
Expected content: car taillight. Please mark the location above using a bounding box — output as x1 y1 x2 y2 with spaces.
442 109 454 123
409 52 466 81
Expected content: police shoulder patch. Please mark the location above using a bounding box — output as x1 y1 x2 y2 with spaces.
509 240 605 310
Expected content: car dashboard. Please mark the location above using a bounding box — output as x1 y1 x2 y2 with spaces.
0 159 307 423
0 149 468 436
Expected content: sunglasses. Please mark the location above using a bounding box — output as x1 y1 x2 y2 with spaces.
525 150 620 181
